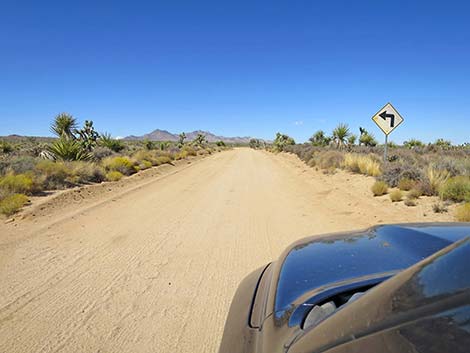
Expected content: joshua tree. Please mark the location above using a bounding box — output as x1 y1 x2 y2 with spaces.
309 130 330 147
75 120 99 151
273 132 295 152
332 124 350 149
178 132 186 148
193 133 207 147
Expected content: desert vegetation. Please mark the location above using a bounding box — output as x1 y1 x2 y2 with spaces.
0 113 227 216
268 125 470 221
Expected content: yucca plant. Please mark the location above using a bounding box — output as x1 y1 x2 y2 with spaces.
47 139 93 161
98 133 125 152
332 124 350 149
51 113 78 139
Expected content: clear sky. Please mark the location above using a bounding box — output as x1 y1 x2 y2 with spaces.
1 0 469 144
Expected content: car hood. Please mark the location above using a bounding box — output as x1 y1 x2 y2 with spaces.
271 224 470 318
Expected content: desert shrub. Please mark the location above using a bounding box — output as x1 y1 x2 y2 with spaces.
182 146 197 157
92 146 115 160
7 156 38 174
175 150 188 160
0 173 34 195
440 176 470 202
343 153 381 176
154 156 172 166
433 158 465 177
0 141 14 154
390 190 403 202
103 156 136 175
455 203 470 222
432 202 448 213
407 188 422 200
307 158 316 168
371 181 388 196
398 178 416 191
105 171 124 181
0 193 29 216
67 162 105 184
35 160 71 189
317 151 343 170
139 160 153 170
404 199 417 207
379 163 423 188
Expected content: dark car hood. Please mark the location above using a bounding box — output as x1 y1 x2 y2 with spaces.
273 224 470 316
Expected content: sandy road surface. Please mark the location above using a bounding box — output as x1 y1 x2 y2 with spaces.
0 148 450 353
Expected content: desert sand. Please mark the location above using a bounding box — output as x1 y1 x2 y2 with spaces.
0 148 452 353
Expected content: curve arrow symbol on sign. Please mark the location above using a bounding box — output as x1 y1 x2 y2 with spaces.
379 111 395 127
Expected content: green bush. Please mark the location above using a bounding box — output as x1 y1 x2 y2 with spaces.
154 156 172 166
440 176 470 202
103 156 136 175
371 181 388 196
0 194 29 216
105 171 124 181
455 203 470 222
389 190 403 202
0 173 34 195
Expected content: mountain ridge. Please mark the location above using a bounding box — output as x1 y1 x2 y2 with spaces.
124 129 263 144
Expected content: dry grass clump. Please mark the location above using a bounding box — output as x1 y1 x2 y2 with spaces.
372 181 388 196
407 188 422 200
426 166 450 195
343 153 381 176
455 203 470 222
103 156 136 175
440 176 470 202
0 193 29 216
389 190 403 202
105 171 124 181
398 178 416 191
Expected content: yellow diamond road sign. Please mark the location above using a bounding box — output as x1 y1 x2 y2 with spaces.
372 102 404 135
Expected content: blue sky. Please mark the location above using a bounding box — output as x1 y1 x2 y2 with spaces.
1 0 469 143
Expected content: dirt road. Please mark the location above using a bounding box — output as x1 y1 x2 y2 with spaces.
0 148 450 353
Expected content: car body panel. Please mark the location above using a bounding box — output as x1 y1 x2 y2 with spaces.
218 223 470 353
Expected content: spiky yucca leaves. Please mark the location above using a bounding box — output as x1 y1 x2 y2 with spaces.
332 124 350 149
47 139 93 161
51 113 78 139
98 133 125 152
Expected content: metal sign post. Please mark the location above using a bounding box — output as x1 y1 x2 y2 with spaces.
372 102 404 162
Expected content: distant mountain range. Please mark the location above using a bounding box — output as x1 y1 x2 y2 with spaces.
124 129 264 144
